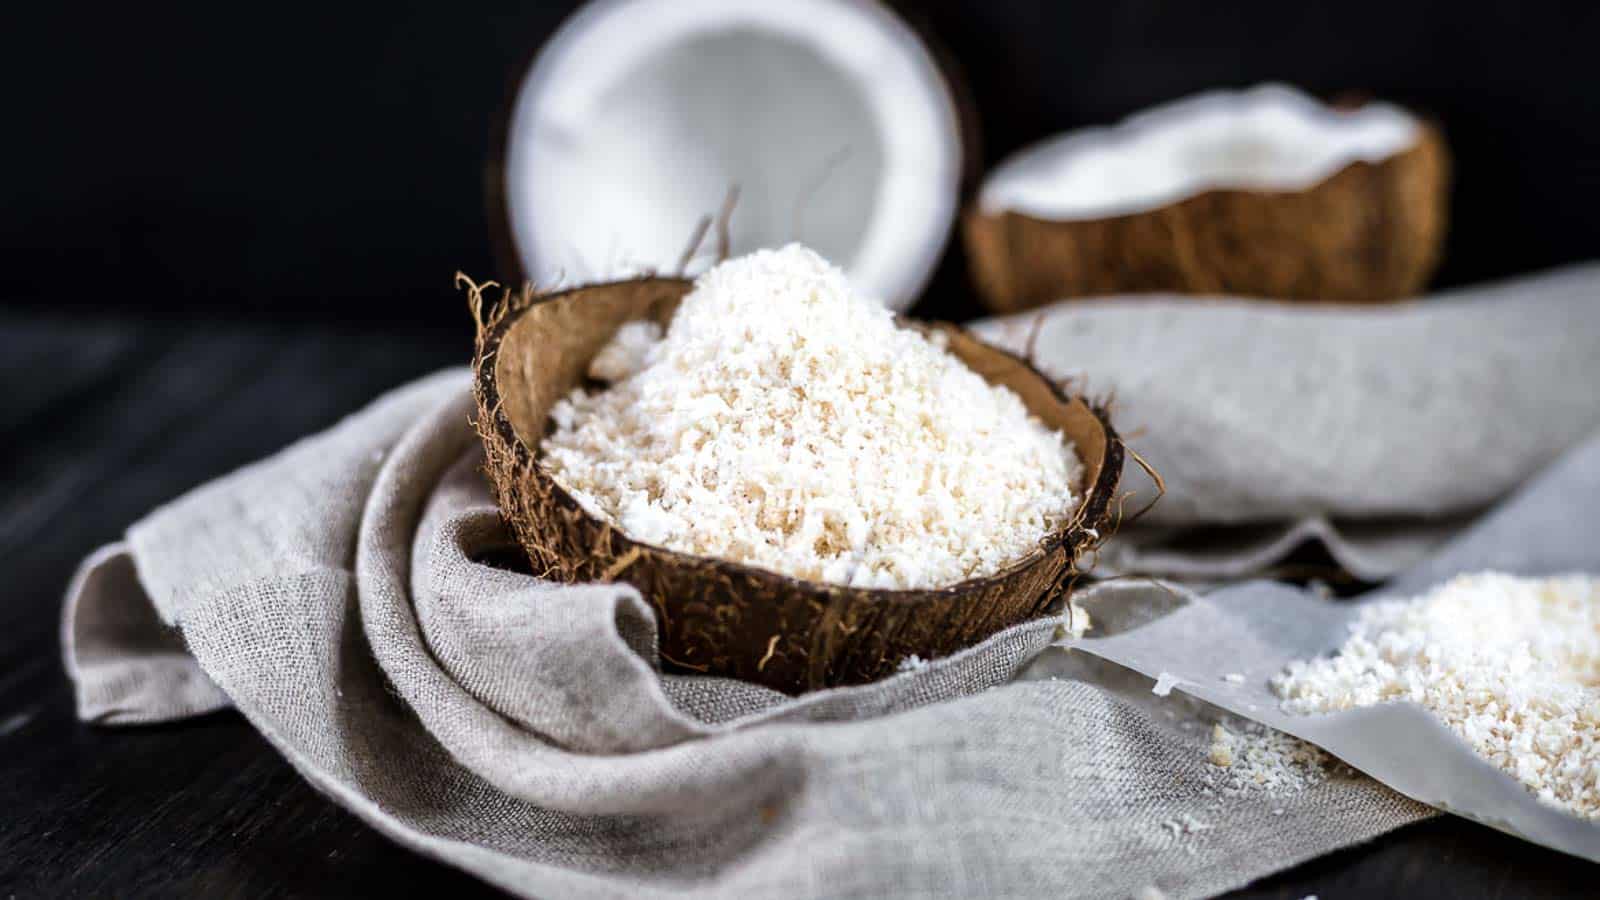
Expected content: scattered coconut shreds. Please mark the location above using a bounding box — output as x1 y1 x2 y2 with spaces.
1204 721 1333 795
1159 814 1210 836
586 319 661 382
896 654 928 674
1158 814 1212 855
542 244 1083 590
1151 672 1183 697
1273 572 1600 820
1051 599 1094 642
1206 734 1234 768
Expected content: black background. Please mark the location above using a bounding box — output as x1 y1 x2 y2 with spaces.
4 3 1600 896
7 0 1600 330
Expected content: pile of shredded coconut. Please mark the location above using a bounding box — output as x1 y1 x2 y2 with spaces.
1205 721 1333 795
1273 572 1600 819
541 244 1082 590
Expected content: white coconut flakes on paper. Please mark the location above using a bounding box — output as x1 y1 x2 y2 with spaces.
1274 572 1600 820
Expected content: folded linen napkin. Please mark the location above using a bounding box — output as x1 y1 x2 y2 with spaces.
972 263 1600 581
63 371 1428 899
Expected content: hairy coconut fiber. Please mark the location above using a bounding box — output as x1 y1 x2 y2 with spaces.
963 121 1449 314
470 276 1124 694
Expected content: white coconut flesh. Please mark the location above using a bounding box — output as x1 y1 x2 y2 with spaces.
979 84 1420 221
506 0 962 311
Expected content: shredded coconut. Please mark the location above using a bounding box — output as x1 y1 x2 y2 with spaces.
1273 572 1600 819
586 319 662 382
1052 599 1094 642
1158 814 1211 854
895 654 928 673
1205 721 1333 795
1151 672 1183 697
542 244 1082 589
1159 814 1211 836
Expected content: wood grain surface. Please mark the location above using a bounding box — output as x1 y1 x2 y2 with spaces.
0 311 1588 897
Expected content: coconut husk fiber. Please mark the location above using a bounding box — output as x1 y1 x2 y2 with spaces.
471 277 1124 694
963 121 1449 314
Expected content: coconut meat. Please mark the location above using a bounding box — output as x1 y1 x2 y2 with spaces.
979 84 1419 221
506 0 962 310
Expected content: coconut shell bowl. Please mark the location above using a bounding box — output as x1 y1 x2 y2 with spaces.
471 277 1124 694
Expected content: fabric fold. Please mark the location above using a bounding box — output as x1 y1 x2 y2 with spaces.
61 370 1430 898
974 263 1600 582
62 543 231 724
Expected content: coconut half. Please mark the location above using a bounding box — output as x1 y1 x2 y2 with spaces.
469 277 1123 693
498 0 965 311
965 84 1450 312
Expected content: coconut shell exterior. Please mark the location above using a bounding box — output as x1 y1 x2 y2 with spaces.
963 121 1450 314
471 277 1124 694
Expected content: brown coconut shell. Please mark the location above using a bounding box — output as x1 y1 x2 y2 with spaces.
470 276 1124 694
963 119 1450 314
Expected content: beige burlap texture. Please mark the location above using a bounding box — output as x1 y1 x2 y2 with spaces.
974 263 1600 582
63 370 1431 899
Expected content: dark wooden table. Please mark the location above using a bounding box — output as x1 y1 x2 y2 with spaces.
0 310 1588 897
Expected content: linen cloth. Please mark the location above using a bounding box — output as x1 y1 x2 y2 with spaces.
64 371 1430 899
972 263 1600 580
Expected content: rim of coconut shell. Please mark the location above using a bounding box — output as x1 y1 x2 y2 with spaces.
972 120 1446 234
976 84 1435 223
468 275 1126 608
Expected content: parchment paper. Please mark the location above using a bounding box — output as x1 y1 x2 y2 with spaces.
1048 427 1600 860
